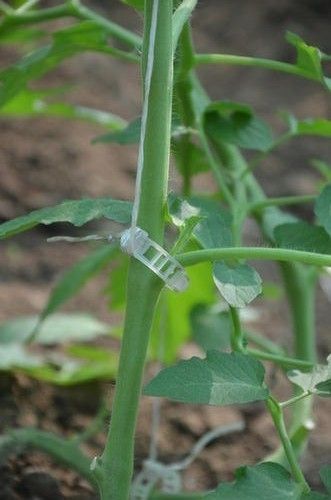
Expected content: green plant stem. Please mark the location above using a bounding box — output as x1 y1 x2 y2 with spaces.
194 53 315 81
178 247 331 268
248 348 314 371
96 2 173 498
0 1 141 48
280 391 311 409
274 263 317 461
229 307 245 352
267 397 310 493
174 23 196 196
249 194 316 212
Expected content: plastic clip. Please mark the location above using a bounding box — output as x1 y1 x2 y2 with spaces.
120 227 189 292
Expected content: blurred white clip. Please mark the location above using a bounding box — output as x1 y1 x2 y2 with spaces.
120 227 189 292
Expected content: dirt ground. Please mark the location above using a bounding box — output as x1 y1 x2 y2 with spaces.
0 0 330 498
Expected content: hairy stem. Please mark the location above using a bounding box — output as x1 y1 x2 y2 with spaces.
96 2 173 498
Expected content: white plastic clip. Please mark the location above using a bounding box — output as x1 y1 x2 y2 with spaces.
120 227 189 292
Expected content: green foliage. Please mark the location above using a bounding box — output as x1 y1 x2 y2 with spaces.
315 184 331 236
149 262 216 363
287 355 331 397
285 114 331 138
93 117 141 144
190 305 231 352
274 222 331 254
204 101 274 152
0 198 132 239
121 0 144 10
144 351 269 405
286 31 331 90
0 88 126 128
213 262 262 308
40 245 118 322
0 312 109 345
206 462 302 499
0 21 128 107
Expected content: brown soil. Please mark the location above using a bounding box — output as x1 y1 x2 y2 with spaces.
0 0 330 498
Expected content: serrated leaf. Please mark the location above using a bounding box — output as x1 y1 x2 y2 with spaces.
0 313 109 345
288 355 331 396
213 263 262 308
205 462 302 499
274 222 331 254
190 304 231 352
315 184 331 236
204 101 274 152
41 245 118 321
144 351 269 405
192 198 233 249
0 198 132 239
286 31 331 90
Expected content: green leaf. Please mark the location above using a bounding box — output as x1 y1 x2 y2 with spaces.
204 101 274 152
320 465 331 493
150 261 216 363
205 462 302 499
40 245 118 321
262 207 298 241
0 89 126 129
213 262 262 308
0 21 124 107
0 198 132 239
285 114 331 138
93 116 141 144
274 222 331 254
315 184 331 236
190 304 231 352
144 351 269 405
192 198 233 249
0 313 109 345
287 355 331 397
26 353 118 386
121 0 144 10
174 141 210 177
106 254 130 310
286 31 331 90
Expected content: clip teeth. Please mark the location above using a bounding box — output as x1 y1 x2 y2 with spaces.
120 227 189 292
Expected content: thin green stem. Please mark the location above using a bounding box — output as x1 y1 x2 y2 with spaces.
178 247 331 268
248 348 314 371
194 53 315 81
229 307 246 352
267 397 310 493
280 391 312 409
0 1 141 49
249 194 316 212
96 2 173 498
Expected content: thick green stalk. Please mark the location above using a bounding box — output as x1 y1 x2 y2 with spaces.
96 1 173 498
